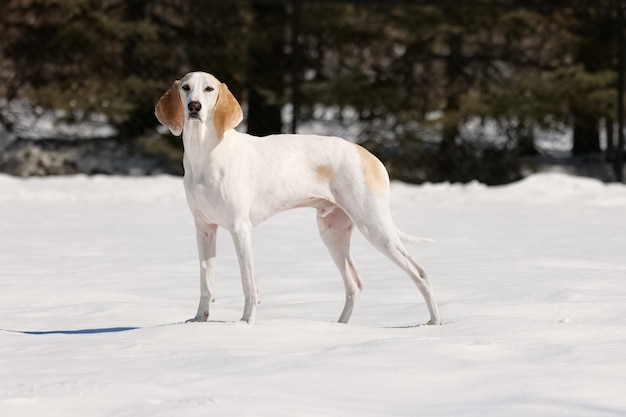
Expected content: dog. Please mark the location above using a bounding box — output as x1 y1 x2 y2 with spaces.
155 71 442 325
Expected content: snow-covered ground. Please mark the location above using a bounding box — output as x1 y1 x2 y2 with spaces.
1 172 625 417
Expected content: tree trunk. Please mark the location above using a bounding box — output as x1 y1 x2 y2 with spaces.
440 33 464 151
517 125 539 156
606 117 615 161
436 33 465 181
572 111 601 155
247 2 287 136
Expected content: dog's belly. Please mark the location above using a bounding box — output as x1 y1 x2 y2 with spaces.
248 195 337 226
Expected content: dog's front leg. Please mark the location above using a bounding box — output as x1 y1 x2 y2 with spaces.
187 222 218 322
230 221 260 324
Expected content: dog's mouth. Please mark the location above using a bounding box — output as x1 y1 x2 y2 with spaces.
188 113 201 121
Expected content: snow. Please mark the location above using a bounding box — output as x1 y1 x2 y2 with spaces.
1 172 626 416
0 99 116 141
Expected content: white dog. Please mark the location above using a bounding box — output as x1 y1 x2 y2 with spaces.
155 71 442 325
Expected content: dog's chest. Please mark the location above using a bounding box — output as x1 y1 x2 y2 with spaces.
183 166 231 226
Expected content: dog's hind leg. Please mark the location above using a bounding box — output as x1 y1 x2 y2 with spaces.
402 253 441 325
316 206 363 323
354 215 442 325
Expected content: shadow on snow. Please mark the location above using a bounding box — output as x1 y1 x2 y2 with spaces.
4 327 141 335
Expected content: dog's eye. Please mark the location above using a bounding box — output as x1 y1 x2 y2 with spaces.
205 86 214 92
181 84 190 91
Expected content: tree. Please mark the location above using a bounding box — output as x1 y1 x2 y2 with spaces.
0 0 250 140
562 3 617 155
1 0 622 182
246 1 288 136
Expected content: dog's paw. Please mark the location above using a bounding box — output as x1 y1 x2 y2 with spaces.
426 318 443 325
186 311 209 323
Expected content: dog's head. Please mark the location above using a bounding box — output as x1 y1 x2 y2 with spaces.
155 72 243 139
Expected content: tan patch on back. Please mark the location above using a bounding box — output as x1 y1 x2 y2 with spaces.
354 144 388 195
315 164 334 183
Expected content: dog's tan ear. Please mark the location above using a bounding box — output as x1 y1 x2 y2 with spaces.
155 80 184 136
214 82 243 139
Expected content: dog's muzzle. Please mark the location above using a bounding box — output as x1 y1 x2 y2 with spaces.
188 100 201 119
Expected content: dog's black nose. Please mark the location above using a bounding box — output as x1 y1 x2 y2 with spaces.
188 101 201 114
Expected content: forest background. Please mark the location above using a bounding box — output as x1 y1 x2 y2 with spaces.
0 0 624 184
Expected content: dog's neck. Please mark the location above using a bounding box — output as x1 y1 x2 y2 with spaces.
181 118 225 179
182 118 221 152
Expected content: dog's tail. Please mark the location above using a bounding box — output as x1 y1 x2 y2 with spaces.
396 227 434 244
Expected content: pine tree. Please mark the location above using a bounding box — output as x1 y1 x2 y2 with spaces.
0 0 250 140
564 3 616 155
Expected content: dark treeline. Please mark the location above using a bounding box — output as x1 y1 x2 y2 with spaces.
0 0 623 183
